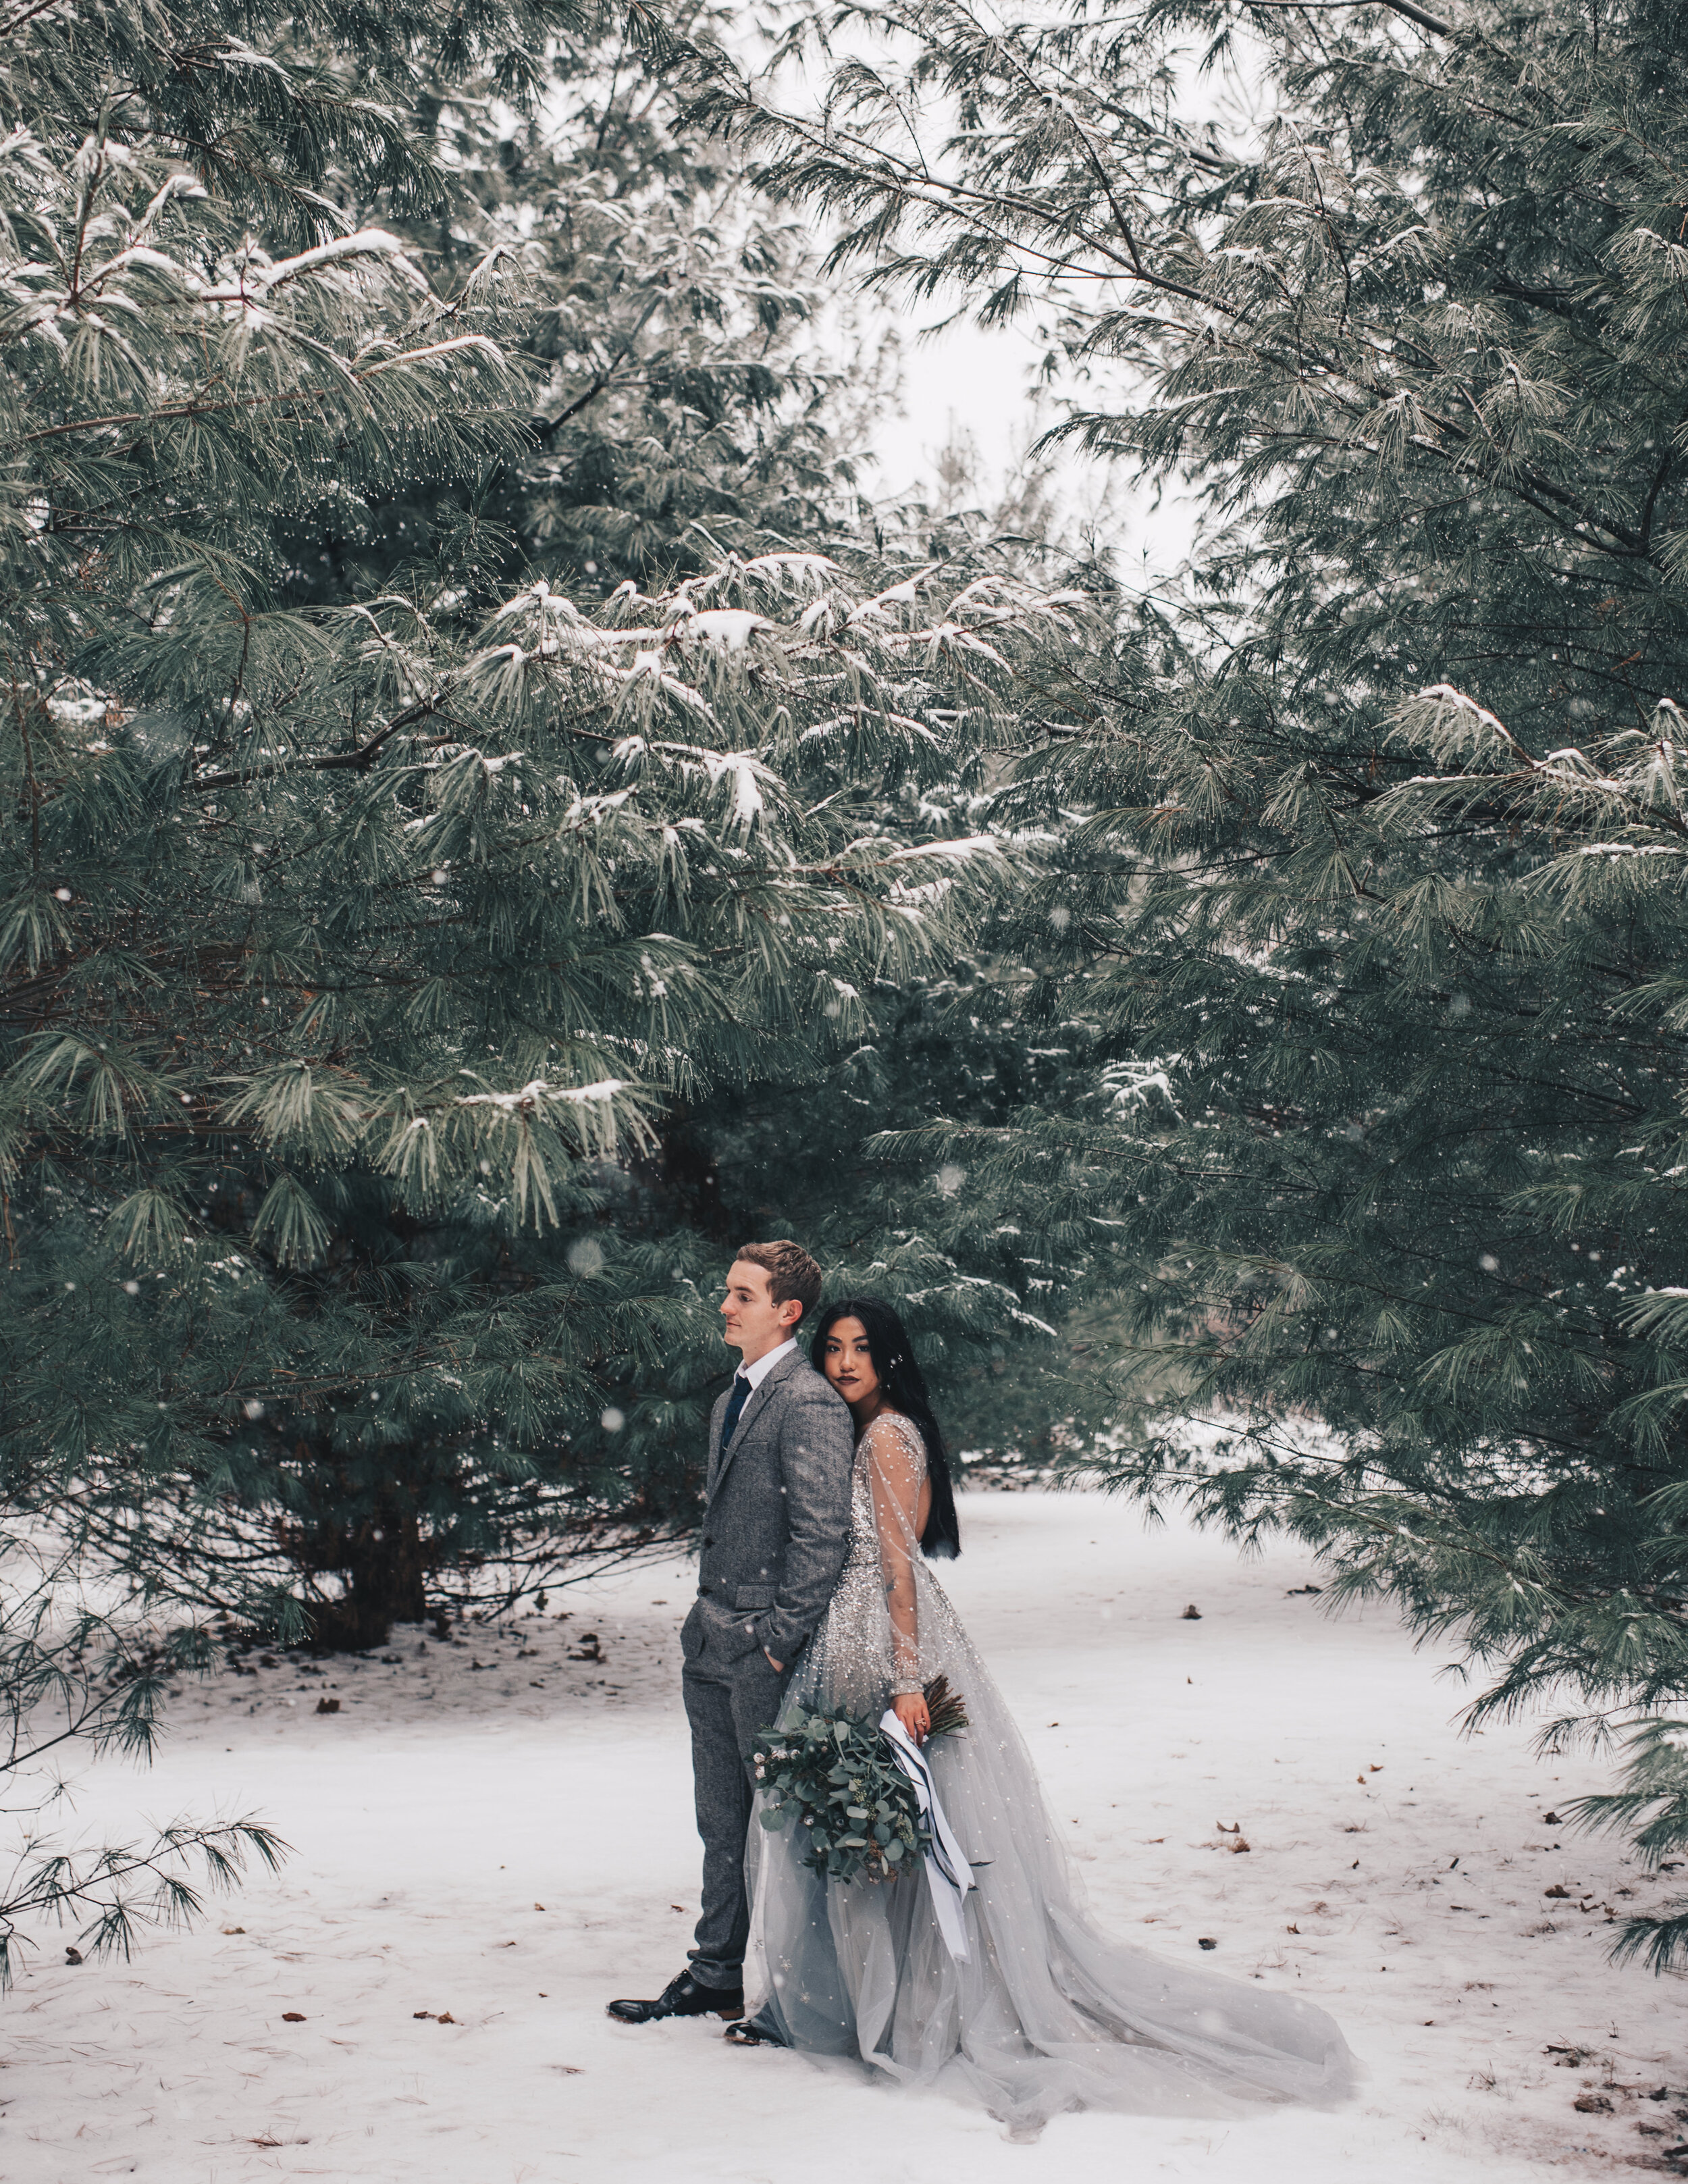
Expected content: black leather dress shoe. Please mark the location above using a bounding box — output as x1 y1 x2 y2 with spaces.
606 1970 744 2025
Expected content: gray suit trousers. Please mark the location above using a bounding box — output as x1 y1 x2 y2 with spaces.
681 1603 791 1990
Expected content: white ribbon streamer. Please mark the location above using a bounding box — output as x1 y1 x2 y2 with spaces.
880 1710 974 1963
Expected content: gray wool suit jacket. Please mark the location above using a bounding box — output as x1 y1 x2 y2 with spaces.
690 1345 855 1667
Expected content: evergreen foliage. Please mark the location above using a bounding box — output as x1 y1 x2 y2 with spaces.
273 3 883 608
702 0 1688 1960
495 18 881 596
1 0 1076 1662
662 966 1123 1461
0 1544 286 1983
0 0 564 1968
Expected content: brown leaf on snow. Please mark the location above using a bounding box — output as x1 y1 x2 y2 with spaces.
281 2012 306 2023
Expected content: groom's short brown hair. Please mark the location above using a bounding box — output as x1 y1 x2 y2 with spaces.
734 1239 824 1326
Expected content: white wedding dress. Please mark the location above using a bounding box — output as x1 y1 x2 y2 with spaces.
743 1412 1359 2131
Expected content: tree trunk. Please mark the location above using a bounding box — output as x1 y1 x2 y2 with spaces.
631 1101 734 1237
309 1507 427 1652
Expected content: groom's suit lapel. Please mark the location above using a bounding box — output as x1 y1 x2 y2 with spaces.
707 1346 802 1503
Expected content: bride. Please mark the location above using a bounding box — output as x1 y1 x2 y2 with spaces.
725 1297 1358 2133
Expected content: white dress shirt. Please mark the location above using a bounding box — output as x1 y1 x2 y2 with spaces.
735 1335 797 1393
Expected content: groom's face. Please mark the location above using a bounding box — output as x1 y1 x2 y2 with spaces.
721 1260 801 1363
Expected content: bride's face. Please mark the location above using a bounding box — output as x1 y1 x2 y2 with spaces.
821 1318 880 1407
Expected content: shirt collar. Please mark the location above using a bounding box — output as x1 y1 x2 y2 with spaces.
737 1336 797 1392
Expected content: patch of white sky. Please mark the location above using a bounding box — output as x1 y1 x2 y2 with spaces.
729 1 1277 586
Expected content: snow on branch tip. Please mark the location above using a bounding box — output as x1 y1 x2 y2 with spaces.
454 1078 629 1112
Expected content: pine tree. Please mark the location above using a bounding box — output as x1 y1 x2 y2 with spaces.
225 1 1101 1535
700 0 1688 1960
1 0 1075 1657
0 0 567 1964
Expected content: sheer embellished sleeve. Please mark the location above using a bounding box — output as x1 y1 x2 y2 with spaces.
864 1413 926 1696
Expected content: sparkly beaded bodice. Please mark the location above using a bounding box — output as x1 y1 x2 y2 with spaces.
792 1411 934 1716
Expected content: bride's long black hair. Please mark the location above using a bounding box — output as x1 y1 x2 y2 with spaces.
810 1298 961 1559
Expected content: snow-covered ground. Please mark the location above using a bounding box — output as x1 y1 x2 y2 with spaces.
10 1492 1683 2182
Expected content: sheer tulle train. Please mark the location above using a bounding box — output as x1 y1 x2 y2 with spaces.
743 1415 1359 2132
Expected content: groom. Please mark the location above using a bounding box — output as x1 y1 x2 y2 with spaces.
608 1239 854 2025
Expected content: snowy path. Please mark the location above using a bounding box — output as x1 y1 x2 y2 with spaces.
9 1492 1682 2182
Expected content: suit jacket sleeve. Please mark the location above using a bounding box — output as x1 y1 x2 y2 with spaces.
704 1390 728 1498
756 1378 855 1663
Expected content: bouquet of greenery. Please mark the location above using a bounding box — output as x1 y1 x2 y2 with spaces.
751 1678 970 1884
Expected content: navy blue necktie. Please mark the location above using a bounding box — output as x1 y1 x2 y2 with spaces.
720 1372 751 1453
